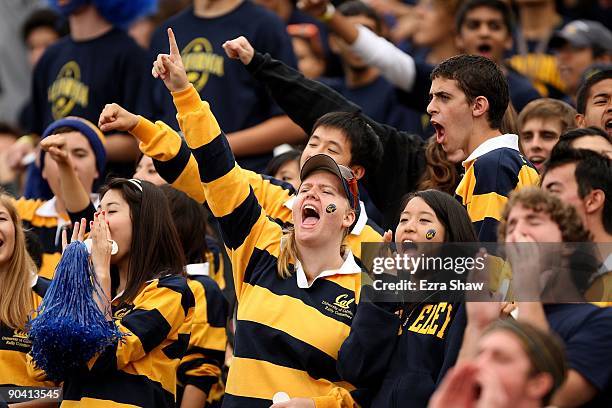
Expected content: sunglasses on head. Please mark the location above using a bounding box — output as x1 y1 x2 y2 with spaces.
338 165 359 210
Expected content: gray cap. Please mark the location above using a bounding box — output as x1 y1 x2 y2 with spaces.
550 20 612 53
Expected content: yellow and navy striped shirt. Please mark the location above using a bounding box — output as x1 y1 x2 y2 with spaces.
135 91 383 260
178 272 228 406
59 274 194 407
456 134 539 242
131 85 363 407
0 277 53 390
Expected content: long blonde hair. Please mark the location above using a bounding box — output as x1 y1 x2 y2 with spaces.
277 227 350 279
0 193 36 329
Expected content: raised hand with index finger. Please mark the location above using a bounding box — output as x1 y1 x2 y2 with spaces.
152 28 190 93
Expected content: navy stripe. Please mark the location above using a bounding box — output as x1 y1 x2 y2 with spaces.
63 368 174 407
261 174 297 195
162 333 191 360
177 358 218 393
157 275 195 317
153 140 191 184
189 275 228 328
472 149 525 196
366 217 384 235
217 187 261 250
234 320 342 382
21 222 59 254
184 347 226 366
192 134 235 183
473 217 500 243
32 276 51 298
90 341 119 374
223 394 271 408
243 248 357 326
122 309 171 353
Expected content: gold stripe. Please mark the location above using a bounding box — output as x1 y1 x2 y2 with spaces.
239 283 351 358
467 192 508 222
225 357 352 400
205 165 252 217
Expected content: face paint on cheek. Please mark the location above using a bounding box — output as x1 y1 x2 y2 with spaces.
426 229 436 240
326 203 337 213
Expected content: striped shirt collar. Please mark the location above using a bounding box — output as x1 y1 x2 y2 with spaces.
284 197 369 236
295 250 361 289
462 134 520 168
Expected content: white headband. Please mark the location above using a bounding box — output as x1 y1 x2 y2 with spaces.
128 178 143 192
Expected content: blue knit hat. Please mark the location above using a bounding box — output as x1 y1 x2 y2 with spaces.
24 117 106 200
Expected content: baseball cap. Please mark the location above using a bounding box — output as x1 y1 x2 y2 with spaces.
549 20 612 53
300 154 360 215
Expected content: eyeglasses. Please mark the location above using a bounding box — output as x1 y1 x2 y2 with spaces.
338 165 359 210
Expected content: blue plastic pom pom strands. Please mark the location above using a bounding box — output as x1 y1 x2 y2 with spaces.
28 242 123 382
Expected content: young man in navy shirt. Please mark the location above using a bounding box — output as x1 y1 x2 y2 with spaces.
149 0 304 172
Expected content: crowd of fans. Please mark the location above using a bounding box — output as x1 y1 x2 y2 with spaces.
0 0 610 407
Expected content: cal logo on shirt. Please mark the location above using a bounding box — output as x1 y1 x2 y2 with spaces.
48 61 89 119
322 294 355 320
182 38 225 91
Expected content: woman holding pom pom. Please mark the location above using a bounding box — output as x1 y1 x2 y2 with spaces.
0 192 55 406
29 179 195 407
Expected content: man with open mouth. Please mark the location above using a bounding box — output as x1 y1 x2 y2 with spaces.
427 54 540 242
576 69 612 140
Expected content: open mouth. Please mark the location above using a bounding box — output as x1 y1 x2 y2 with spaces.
431 121 446 144
301 204 320 227
476 43 492 55
528 155 546 169
605 119 612 135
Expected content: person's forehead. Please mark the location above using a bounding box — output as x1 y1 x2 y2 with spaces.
430 77 462 93
521 116 563 132
64 131 94 149
543 162 577 182
464 6 505 22
480 330 524 354
588 78 612 99
310 126 350 148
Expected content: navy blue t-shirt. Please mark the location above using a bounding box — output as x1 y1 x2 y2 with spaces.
28 28 153 178
545 304 612 407
319 76 424 137
149 3 297 172
505 66 541 112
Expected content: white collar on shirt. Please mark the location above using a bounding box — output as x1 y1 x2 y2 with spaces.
186 262 210 276
462 134 520 167
295 250 361 289
35 194 100 219
35 194 100 246
284 197 369 236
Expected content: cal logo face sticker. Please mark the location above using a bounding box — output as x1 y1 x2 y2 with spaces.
182 38 225 91
48 61 89 119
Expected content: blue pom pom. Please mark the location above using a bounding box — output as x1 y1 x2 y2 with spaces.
93 0 158 28
28 242 123 381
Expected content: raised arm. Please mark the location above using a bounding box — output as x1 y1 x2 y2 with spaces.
223 36 361 135
100 30 282 299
